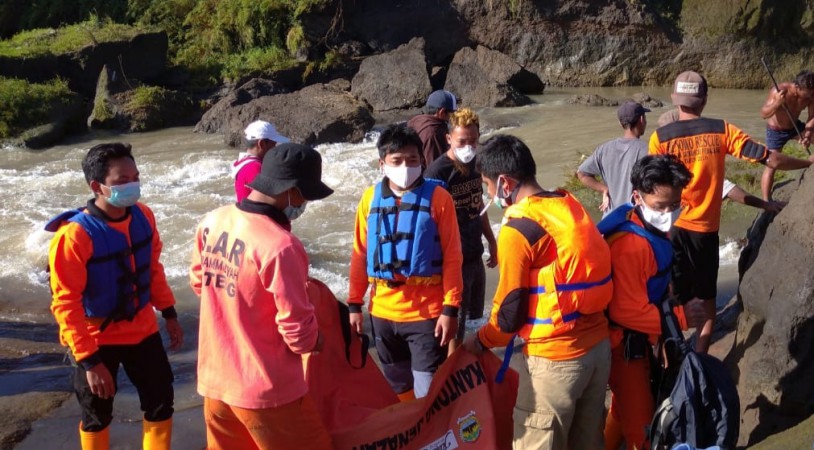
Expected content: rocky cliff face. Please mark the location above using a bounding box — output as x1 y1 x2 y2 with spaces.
732 172 814 447
313 0 814 89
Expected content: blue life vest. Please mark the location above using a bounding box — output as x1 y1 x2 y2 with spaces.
366 178 443 281
597 203 673 304
45 206 153 328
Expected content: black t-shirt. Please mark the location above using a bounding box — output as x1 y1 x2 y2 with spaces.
425 155 485 262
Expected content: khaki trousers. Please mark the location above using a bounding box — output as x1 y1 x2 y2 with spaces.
204 395 333 450
513 338 611 450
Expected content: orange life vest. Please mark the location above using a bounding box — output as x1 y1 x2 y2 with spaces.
504 192 613 341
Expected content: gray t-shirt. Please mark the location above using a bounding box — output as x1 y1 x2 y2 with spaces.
578 137 649 216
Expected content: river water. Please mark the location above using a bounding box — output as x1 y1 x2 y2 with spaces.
0 85 783 445
0 86 773 319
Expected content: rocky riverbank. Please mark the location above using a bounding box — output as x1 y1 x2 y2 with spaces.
4 1 814 149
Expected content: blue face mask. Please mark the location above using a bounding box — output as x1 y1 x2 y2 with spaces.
283 190 307 221
104 181 141 208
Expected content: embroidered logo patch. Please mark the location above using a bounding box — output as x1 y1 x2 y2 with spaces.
676 81 700 94
457 411 481 443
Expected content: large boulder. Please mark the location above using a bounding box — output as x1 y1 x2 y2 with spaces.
732 171 814 447
0 31 168 97
444 46 540 108
195 78 289 135
335 0 469 66
197 80 374 147
350 38 432 112
88 65 198 132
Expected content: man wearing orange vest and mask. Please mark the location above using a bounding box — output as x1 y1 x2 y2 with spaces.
348 123 463 401
464 134 613 449
46 143 182 450
597 155 707 450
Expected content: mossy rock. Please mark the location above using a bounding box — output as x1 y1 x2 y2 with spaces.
118 85 198 132
0 76 84 145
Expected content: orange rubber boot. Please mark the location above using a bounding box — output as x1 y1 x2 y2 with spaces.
79 424 110 450
143 418 173 450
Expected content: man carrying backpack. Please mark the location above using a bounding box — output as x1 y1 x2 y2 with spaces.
597 155 707 450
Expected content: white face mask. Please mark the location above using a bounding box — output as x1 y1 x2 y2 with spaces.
383 163 422 190
639 202 681 233
495 176 519 208
453 145 476 164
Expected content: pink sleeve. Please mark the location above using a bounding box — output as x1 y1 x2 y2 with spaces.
235 162 261 202
262 241 319 354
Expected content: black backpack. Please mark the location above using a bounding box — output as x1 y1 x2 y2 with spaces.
648 299 740 450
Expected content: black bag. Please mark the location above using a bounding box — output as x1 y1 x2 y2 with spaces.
648 299 740 450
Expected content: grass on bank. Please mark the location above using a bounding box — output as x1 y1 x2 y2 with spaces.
0 77 75 138
561 145 809 228
0 16 150 58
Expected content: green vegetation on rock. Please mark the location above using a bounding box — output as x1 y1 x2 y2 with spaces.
0 16 150 58
0 77 75 138
148 0 329 82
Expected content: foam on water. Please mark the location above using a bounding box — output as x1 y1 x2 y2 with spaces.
719 239 743 266
0 130 386 311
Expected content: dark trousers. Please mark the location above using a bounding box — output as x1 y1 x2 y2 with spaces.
458 258 487 340
73 332 174 432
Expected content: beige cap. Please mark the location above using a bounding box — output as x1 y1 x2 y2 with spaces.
671 71 708 108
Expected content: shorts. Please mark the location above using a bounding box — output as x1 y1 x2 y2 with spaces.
766 120 804 150
370 316 446 392
73 332 174 431
670 226 719 302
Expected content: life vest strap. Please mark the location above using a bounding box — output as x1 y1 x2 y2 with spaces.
377 232 414 244
398 202 431 213
370 275 442 287
528 272 612 295
370 206 399 215
87 233 153 264
496 334 523 384
526 311 582 325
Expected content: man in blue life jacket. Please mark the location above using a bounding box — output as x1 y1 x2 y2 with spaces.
347 124 464 401
597 154 707 450
46 143 182 450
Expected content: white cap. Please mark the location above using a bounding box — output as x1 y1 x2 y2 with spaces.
244 120 290 144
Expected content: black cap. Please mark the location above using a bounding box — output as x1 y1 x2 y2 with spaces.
247 143 334 200
617 100 651 124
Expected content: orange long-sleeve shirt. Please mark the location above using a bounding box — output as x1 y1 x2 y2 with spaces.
649 118 768 232
606 213 688 347
348 180 463 321
49 202 175 365
478 193 609 361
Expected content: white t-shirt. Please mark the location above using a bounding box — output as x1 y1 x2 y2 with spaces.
721 179 736 199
